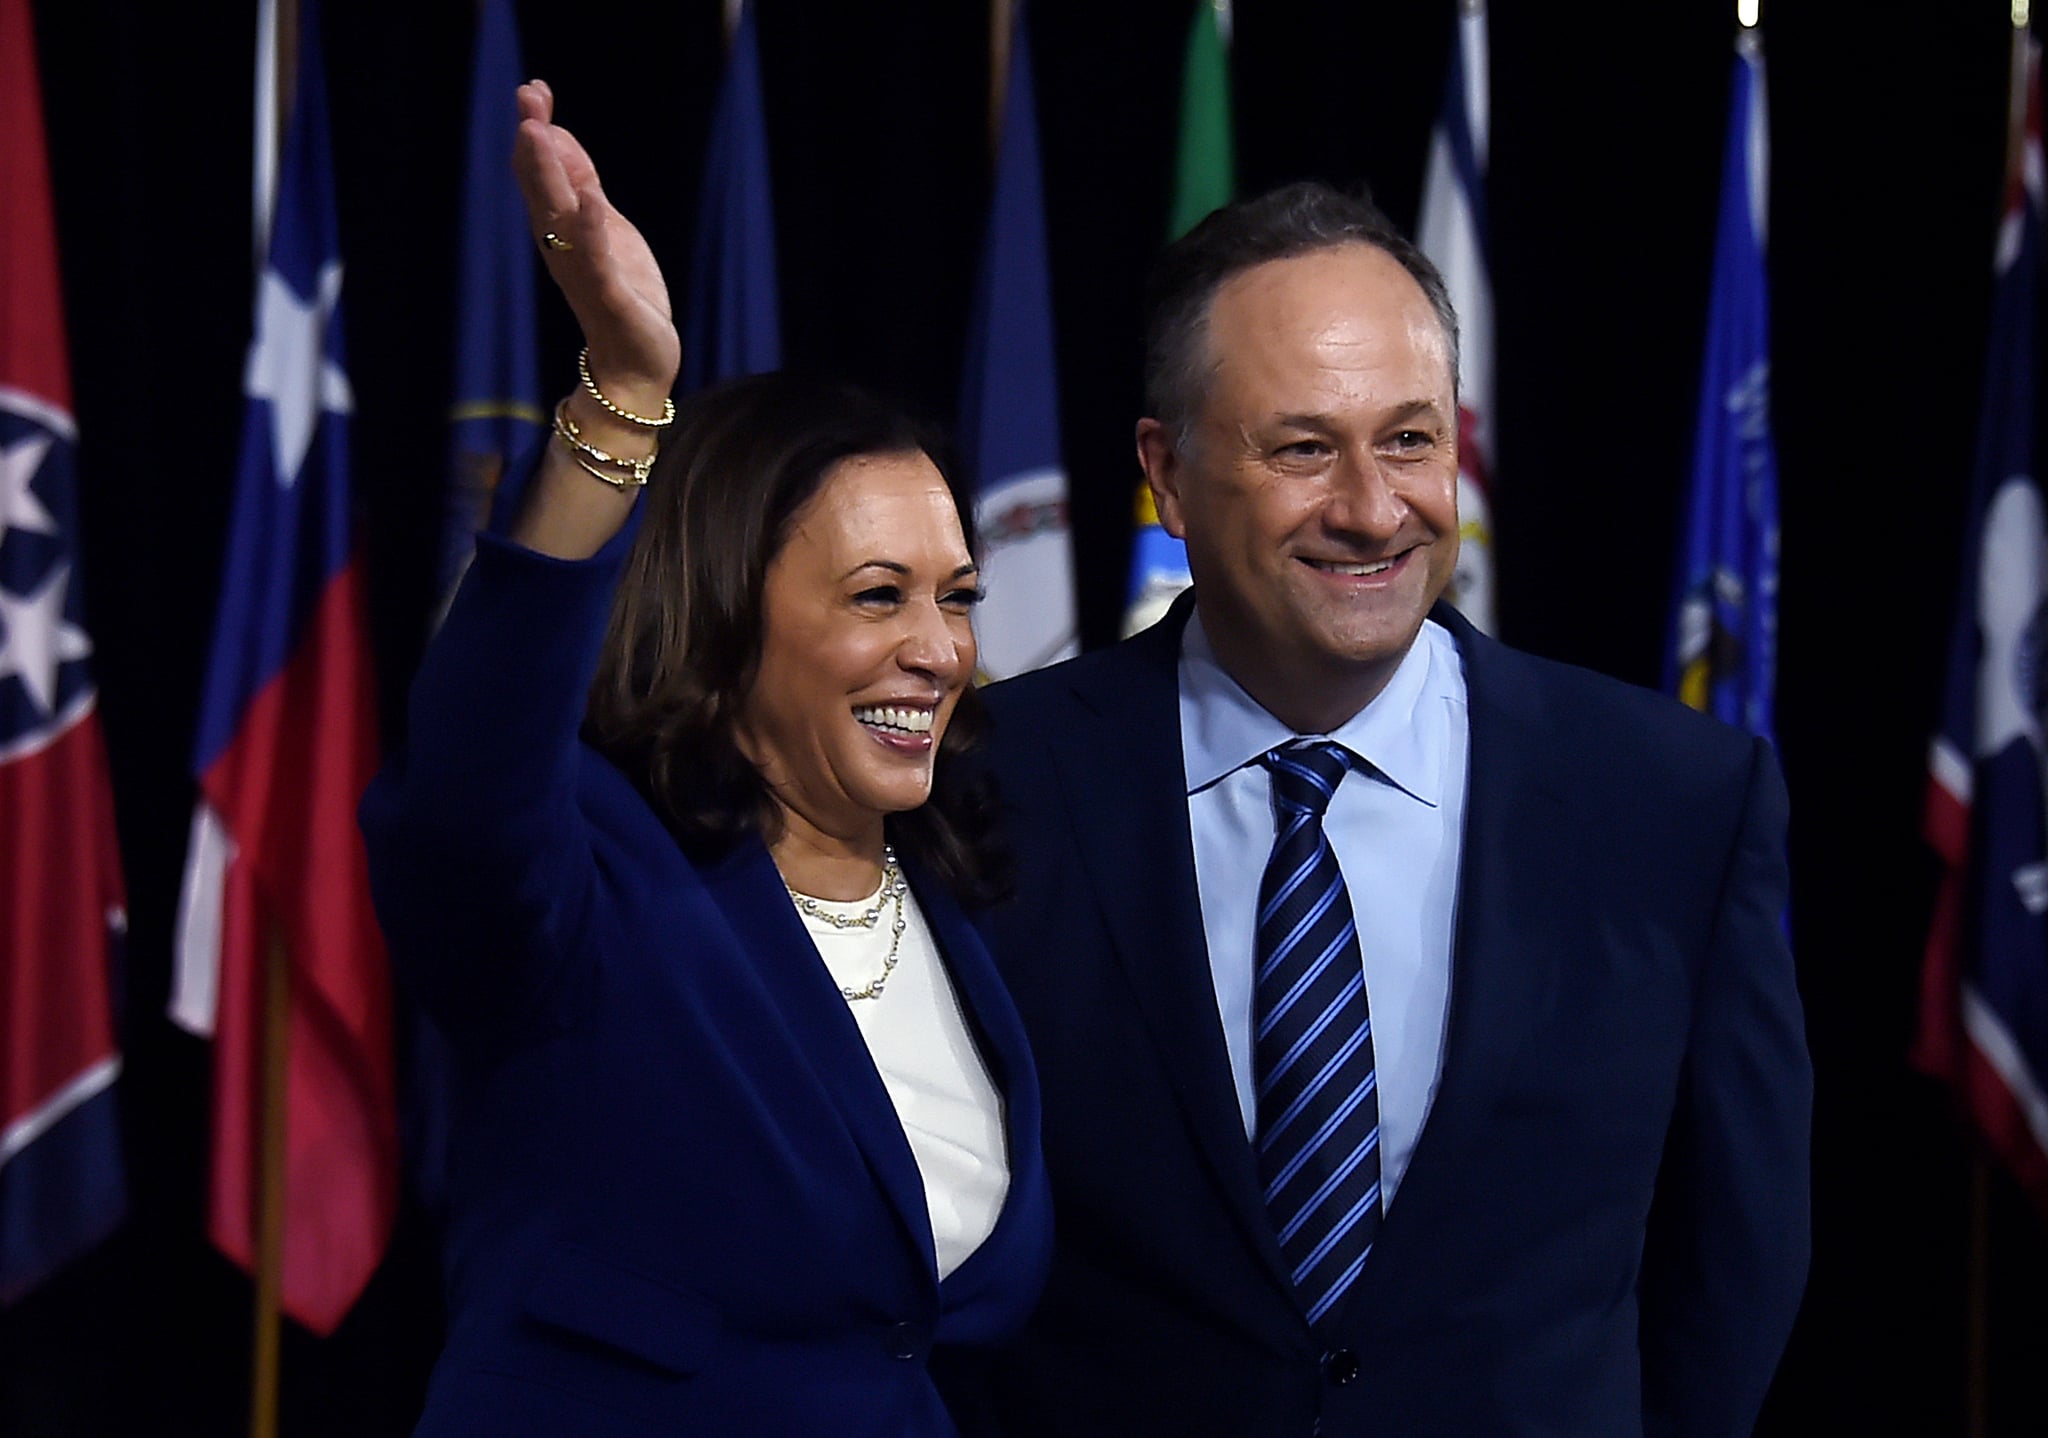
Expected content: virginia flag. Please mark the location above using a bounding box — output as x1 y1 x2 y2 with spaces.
1418 0 1497 635
1667 27 1780 743
0 0 128 1303
443 0 544 598
1915 30 2048 1214
169 0 397 1334
1125 0 1233 637
683 0 781 392
960 9 1076 680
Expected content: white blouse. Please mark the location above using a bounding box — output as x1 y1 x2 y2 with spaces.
793 879 1009 1280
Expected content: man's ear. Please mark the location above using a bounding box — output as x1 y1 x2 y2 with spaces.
1135 417 1189 541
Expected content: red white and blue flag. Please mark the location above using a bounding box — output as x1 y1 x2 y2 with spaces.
960 6 1077 680
169 0 397 1333
1417 0 1497 635
1916 30 2048 1213
0 0 129 1304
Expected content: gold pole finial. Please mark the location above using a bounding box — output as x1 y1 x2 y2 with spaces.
2016 0 2030 31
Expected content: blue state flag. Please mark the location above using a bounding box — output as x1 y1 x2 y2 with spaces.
1916 32 2048 1215
1667 29 1780 744
683 1 780 392
446 0 544 580
960 9 1076 680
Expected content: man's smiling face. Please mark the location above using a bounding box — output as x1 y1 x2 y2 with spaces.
1142 242 1460 732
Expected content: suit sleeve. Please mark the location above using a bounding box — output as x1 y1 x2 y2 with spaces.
1639 737 1813 1437
358 521 638 1042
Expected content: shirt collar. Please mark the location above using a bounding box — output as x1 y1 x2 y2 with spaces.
1178 612 1449 808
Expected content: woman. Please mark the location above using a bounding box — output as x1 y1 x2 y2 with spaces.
360 81 1049 1436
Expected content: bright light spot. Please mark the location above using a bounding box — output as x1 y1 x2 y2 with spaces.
1738 0 1760 26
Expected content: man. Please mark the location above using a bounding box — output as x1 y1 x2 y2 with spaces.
967 183 1810 1436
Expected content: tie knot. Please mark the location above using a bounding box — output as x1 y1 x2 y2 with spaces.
1262 741 1352 818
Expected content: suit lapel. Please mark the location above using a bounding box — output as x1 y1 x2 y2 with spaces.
1046 600 1300 1307
697 837 937 1276
1361 606 1575 1292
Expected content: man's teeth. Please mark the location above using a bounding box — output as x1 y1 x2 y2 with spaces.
854 705 935 735
1308 557 1397 576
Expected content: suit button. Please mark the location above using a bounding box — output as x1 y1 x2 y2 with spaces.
1321 1347 1360 1385
885 1321 921 1361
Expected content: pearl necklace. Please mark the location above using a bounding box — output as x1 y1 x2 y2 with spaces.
786 847 909 1001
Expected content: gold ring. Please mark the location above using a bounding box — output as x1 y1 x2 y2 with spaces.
542 232 573 252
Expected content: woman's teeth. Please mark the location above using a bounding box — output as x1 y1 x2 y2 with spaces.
853 705 935 735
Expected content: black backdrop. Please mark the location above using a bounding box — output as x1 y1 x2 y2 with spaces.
6 0 2047 1433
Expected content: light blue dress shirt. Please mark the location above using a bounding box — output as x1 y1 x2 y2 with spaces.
1179 614 1470 1211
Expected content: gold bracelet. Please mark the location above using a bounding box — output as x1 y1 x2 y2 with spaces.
577 347 675 428
562 447 647 492
553 398 653 489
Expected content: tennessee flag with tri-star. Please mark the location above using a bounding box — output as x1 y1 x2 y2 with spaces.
0 0 129 1305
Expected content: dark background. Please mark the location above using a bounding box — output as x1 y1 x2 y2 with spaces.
6 0 2046 1432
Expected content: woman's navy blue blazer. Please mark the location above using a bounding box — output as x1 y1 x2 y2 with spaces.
360 525 1052 1438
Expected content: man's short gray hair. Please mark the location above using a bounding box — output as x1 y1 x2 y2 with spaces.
1142 181 1462 446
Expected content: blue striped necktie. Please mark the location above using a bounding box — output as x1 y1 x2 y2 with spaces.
1255 740 1381 1326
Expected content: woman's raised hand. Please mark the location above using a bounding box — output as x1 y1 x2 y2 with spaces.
513 79 679 412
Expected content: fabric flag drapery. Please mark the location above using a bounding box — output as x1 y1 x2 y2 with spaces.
0 0 128 1304
1666 27 1780 744
1124 0 1233 637
443 0 545 598
960 7 1076 680
683 0 781 393
1418 0 1497 635
1915 30 2048 1215
168 0 397 1335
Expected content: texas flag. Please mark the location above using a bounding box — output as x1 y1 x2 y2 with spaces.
1915 30 2048 1215
169 0 397 1334
0 0 129 1304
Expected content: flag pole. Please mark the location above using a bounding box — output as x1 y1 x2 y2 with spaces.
247 5 297 1428
249 926 292 1438
990 0 1013 158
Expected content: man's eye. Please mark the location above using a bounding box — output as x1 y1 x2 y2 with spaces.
1275 440 1328 459
1384 429 1437 453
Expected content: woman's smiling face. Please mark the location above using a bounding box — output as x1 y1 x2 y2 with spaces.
736 450 981 847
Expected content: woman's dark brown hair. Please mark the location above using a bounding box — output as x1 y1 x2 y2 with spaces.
584 371 1007 904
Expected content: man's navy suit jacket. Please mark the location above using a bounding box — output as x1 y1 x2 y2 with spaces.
959 596 1811 1437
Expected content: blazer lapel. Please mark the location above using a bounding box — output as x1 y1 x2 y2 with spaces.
1045 599 1300 1308
1361 606 1575 1289
906 861 1052 1319
697 837 938 1277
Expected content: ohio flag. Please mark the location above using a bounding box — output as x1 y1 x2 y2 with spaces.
1418 0 1497 634
0 0 128 1303
961 6 1076 680
683 0 781 392
1667 27 1780 743
1915 30 2048 1215
170 0 397 1334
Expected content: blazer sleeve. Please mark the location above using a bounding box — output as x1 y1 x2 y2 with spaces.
358 521 638 1042
1638 736 1813 1437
